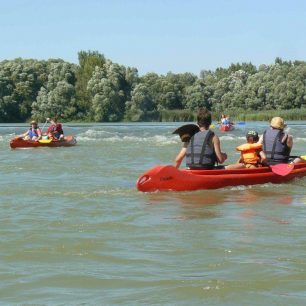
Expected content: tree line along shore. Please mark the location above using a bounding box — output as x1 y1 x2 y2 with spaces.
0 51 306 123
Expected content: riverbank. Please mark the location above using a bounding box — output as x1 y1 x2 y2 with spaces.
9 108 306 125
152 108 306 122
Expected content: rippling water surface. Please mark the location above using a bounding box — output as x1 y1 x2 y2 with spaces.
0 122 306 305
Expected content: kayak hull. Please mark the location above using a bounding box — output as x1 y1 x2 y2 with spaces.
136 163 306 192
10 135 77 149
219 124 234 132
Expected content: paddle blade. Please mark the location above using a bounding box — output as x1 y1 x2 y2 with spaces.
173 124 199 142
270 163 294 176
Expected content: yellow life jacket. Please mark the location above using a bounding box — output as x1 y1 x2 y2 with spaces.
236 143 262 164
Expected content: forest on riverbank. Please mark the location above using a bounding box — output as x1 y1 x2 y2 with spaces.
0 51 306 122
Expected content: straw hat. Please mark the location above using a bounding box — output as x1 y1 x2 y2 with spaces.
270 117 286 129
30 120 37 125
173 124 200 142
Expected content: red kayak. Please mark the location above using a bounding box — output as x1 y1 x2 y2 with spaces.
219 124 234 132
10 135 77 149
136 163 306 192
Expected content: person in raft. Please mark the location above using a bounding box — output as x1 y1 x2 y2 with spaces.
174 108 227 169
258 117 292 165
46 117 64 140
227 130 267 169
20 120 42 141
220 114 226 124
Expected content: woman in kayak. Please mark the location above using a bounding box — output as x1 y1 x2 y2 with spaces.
227 130 267 169
258 117 292 165
20 120 42 141
46 117 64 140
174 108 227 169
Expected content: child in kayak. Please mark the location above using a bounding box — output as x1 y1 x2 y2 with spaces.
227 130 267 169
20 120 42 141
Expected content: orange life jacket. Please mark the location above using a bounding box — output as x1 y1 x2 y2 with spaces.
236 143 262 164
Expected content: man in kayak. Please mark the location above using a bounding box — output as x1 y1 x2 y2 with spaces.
20 120 42 141
258 117 292 164
174 108 227 169
46 117 64 140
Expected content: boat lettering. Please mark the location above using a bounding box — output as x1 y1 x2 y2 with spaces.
160 176 173 181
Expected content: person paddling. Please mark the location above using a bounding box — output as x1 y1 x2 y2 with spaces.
46 117 64 140
258 117 292 165
174 108 227 169
20 120 42 141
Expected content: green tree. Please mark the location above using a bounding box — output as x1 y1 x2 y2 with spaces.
75 51 106 116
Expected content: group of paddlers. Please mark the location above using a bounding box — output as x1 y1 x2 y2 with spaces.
18 117 64 141
174 108 305 169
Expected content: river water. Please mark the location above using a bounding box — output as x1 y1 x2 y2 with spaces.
0 122 306 305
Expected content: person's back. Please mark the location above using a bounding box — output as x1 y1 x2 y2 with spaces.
259 117 292 164
186 129 216 169
174 108 227 169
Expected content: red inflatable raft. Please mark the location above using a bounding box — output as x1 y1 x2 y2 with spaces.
10 135 77 149
219 124 234 132
136 163 306 192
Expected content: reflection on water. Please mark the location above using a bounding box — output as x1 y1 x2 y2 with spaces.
145 191 226 220
146 190 225 207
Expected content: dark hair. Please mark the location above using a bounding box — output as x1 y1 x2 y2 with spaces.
197 108 212 128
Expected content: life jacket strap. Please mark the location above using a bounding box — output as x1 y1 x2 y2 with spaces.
199 130 214 165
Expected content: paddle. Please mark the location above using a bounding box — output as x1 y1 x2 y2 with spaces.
290 155 306 160
173 124 199 142
40 118 48 134
270 163 294 176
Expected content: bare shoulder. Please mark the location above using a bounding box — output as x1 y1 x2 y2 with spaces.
212 134 220 143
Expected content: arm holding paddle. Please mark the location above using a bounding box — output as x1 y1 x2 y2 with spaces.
212 135 227 164
17 120 42 141
45 117 65 140
17 130 29 140
174 142 188 168
292 156 306 164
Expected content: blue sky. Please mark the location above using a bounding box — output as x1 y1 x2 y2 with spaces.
0 0 305 75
